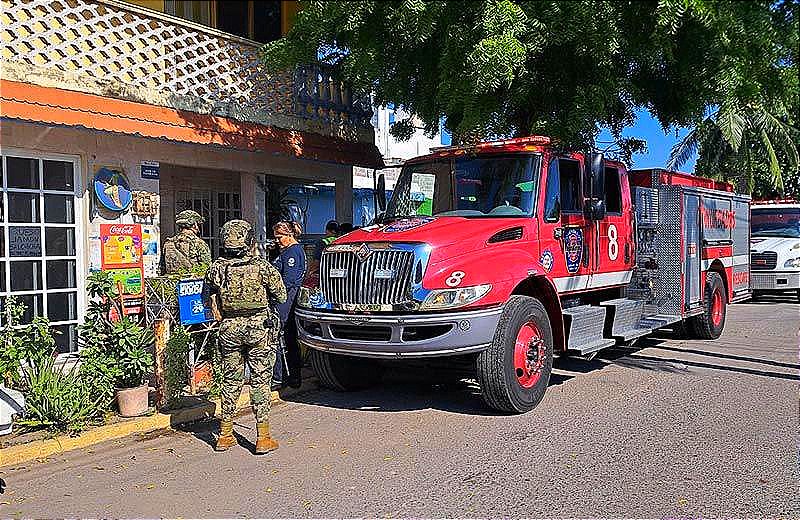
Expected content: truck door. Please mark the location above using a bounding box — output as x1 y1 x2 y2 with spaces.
591 165 635 288
538 156 593 293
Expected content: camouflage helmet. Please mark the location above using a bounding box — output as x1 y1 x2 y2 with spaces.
175 209 205 228
220 219 254 250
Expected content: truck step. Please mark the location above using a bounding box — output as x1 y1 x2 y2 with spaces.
600 298 651 341
570 337 617 356
563 305 615 354
638 314 682 330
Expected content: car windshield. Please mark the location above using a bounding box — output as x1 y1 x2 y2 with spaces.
751 208 800 238
385 154 539 219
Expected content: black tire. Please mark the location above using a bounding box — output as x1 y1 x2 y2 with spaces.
690 271 727 339
796 289 800 303
476 295 554 413
309 349 382 391
751 290 760 301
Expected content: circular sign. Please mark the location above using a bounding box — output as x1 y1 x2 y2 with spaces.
94 167 132 212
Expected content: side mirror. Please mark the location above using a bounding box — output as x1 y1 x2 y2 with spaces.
585 199 606 221
590 153 604 180
376 173 387 212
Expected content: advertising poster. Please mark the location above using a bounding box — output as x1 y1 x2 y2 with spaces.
141 225 160 278
177 279 212 325
100 224 144 301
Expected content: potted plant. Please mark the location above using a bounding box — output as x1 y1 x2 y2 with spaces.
79 272 154 417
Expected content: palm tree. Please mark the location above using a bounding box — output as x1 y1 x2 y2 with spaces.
667 103 799 194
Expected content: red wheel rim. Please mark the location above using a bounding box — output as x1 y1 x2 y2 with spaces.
513 321 546 388
711 288 724 327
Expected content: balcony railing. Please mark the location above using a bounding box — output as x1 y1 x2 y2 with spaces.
0 0 373 142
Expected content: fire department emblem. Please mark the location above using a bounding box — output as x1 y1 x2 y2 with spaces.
563 228 583 274
355 243 372 262
539 250 554 272
384 217 435 233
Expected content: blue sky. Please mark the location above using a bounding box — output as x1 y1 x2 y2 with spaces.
597 108 697 172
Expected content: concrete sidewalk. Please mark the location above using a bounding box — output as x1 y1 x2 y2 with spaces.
0 377 318 468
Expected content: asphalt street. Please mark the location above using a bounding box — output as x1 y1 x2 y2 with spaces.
1 298 798 517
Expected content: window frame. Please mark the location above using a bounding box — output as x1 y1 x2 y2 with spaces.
1 148 85 355
556 157 584 215
603 166 624 215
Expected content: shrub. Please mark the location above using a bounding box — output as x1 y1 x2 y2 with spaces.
78 272 155 398
18 352 103 435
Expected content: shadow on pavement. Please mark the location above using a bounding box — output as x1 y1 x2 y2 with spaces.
282 360 585 416
652 344 800 370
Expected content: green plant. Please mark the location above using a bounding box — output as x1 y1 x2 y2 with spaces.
1 297 56 388
17 351 103 435
78 271 155 396
165 325 191 408
0 296 27 387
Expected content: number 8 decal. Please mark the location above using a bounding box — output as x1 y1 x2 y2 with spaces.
446 271 465 287
608 224 619 260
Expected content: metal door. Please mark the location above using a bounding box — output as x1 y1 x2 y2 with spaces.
684 193 701 309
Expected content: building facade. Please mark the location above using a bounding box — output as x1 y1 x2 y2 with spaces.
0 0 382 353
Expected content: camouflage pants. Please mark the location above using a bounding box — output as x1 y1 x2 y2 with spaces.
217 311 279 423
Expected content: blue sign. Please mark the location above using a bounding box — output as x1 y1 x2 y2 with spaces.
563 227 583 274
141 161 160 180
177 279 212 325
93 167 132 212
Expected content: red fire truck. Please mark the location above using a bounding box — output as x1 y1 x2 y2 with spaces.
296 136 751 413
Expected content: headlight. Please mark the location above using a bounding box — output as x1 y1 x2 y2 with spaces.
784 257 800 268
419 284 492 310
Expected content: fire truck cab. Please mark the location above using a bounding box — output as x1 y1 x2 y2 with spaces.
296 137 751 413
750 200 800 301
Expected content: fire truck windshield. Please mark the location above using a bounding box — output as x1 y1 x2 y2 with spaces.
385 154 540 219
751 207 800 238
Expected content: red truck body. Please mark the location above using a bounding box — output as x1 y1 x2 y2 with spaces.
296 137 751 412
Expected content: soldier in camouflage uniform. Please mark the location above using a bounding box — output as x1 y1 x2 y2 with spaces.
203 219 286 454
162 210 212 275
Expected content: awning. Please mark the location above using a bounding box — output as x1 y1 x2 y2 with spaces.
0 80 384 169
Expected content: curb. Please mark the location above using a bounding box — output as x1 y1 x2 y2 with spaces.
0 377 319 468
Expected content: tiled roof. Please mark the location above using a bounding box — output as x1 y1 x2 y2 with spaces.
0 80 384 169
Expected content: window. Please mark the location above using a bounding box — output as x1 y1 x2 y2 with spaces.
165 1 283 43
164 0 212 26
543 160 561 223
558 159 582 213
176 190 241 257
1 153 82 354
604 167 623 214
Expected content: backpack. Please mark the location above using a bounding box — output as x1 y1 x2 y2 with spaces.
218 257 269 314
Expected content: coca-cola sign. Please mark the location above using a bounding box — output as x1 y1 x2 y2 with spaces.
108 224 135 235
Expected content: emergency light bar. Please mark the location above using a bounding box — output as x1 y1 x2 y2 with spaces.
429 136 551 154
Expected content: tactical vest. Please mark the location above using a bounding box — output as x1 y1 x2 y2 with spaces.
163 236 194 274
218 257 269 314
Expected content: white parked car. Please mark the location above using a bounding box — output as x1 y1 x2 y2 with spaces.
750 201 800 302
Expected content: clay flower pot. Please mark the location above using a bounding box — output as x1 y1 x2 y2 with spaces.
116 384 149 417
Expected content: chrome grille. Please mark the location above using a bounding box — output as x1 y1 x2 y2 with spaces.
321 248 415 305
751 251 777 270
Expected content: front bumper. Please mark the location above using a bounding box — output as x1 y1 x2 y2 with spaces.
751 271 800 291
295 306 503 358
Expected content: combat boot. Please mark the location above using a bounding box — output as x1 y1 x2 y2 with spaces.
215 419 237 451
255 422 279 454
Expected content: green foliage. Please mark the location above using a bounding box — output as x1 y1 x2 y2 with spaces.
1 297 28 386
17 352 103 435
78 271 155 402
1 298 103 434
265 0 797 175
165 325 191 408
